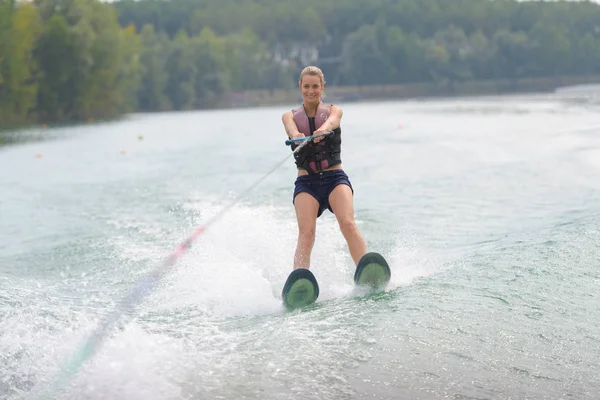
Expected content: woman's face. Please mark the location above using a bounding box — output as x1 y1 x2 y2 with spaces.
299 74 323 105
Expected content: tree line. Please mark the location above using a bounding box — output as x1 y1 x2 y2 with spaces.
1 0 600 128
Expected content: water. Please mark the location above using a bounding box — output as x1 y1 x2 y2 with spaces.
1 93 599 400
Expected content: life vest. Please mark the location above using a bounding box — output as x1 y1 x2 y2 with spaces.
290 102 342 174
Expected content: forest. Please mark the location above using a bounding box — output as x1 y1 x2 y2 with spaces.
1 0 600 128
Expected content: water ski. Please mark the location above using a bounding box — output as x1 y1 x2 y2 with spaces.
282 268 319 310
354 252 391 289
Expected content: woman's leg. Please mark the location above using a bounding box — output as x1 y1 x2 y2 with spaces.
328 184 367 266
293 192 320 269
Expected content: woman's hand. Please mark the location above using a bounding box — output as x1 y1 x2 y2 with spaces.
291 132 305 140
312 106 341 143
312 127 331 143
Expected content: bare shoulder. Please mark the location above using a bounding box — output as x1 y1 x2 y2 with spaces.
330 104 343 116
282 110 293 120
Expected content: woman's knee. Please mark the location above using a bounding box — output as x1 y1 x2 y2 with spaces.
298 225 316 243
337 217 358 236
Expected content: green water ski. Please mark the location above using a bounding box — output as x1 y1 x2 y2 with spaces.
282 252 390 309
282 268 319 310
354 252 391 290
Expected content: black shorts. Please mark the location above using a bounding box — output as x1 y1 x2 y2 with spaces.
293 170 354 217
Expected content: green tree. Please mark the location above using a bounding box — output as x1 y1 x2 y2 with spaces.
466 30 494 80
34 0 142 122
528 22 571 76
222 28 270 91
432 25 472 87
35 13 80 121
339 25 389 85
422 40 450 87
491 29 534 80
137 24 171 111
163 31 197 110
0 2 42 124
117 24 143 112
191 27 229 108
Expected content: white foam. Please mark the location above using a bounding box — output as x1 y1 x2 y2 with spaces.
13 198 447 400
145 197 357 317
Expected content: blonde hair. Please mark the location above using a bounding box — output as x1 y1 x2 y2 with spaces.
299 66 326 85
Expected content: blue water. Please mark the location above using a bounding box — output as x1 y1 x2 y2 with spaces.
1 93 599 399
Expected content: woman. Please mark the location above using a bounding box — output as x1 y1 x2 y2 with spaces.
281 65 367 271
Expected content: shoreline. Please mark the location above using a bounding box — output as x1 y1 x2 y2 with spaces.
2 74 600 136
225 75 600 108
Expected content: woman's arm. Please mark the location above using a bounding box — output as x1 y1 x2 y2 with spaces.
313 105 343 140
282 111 302 139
